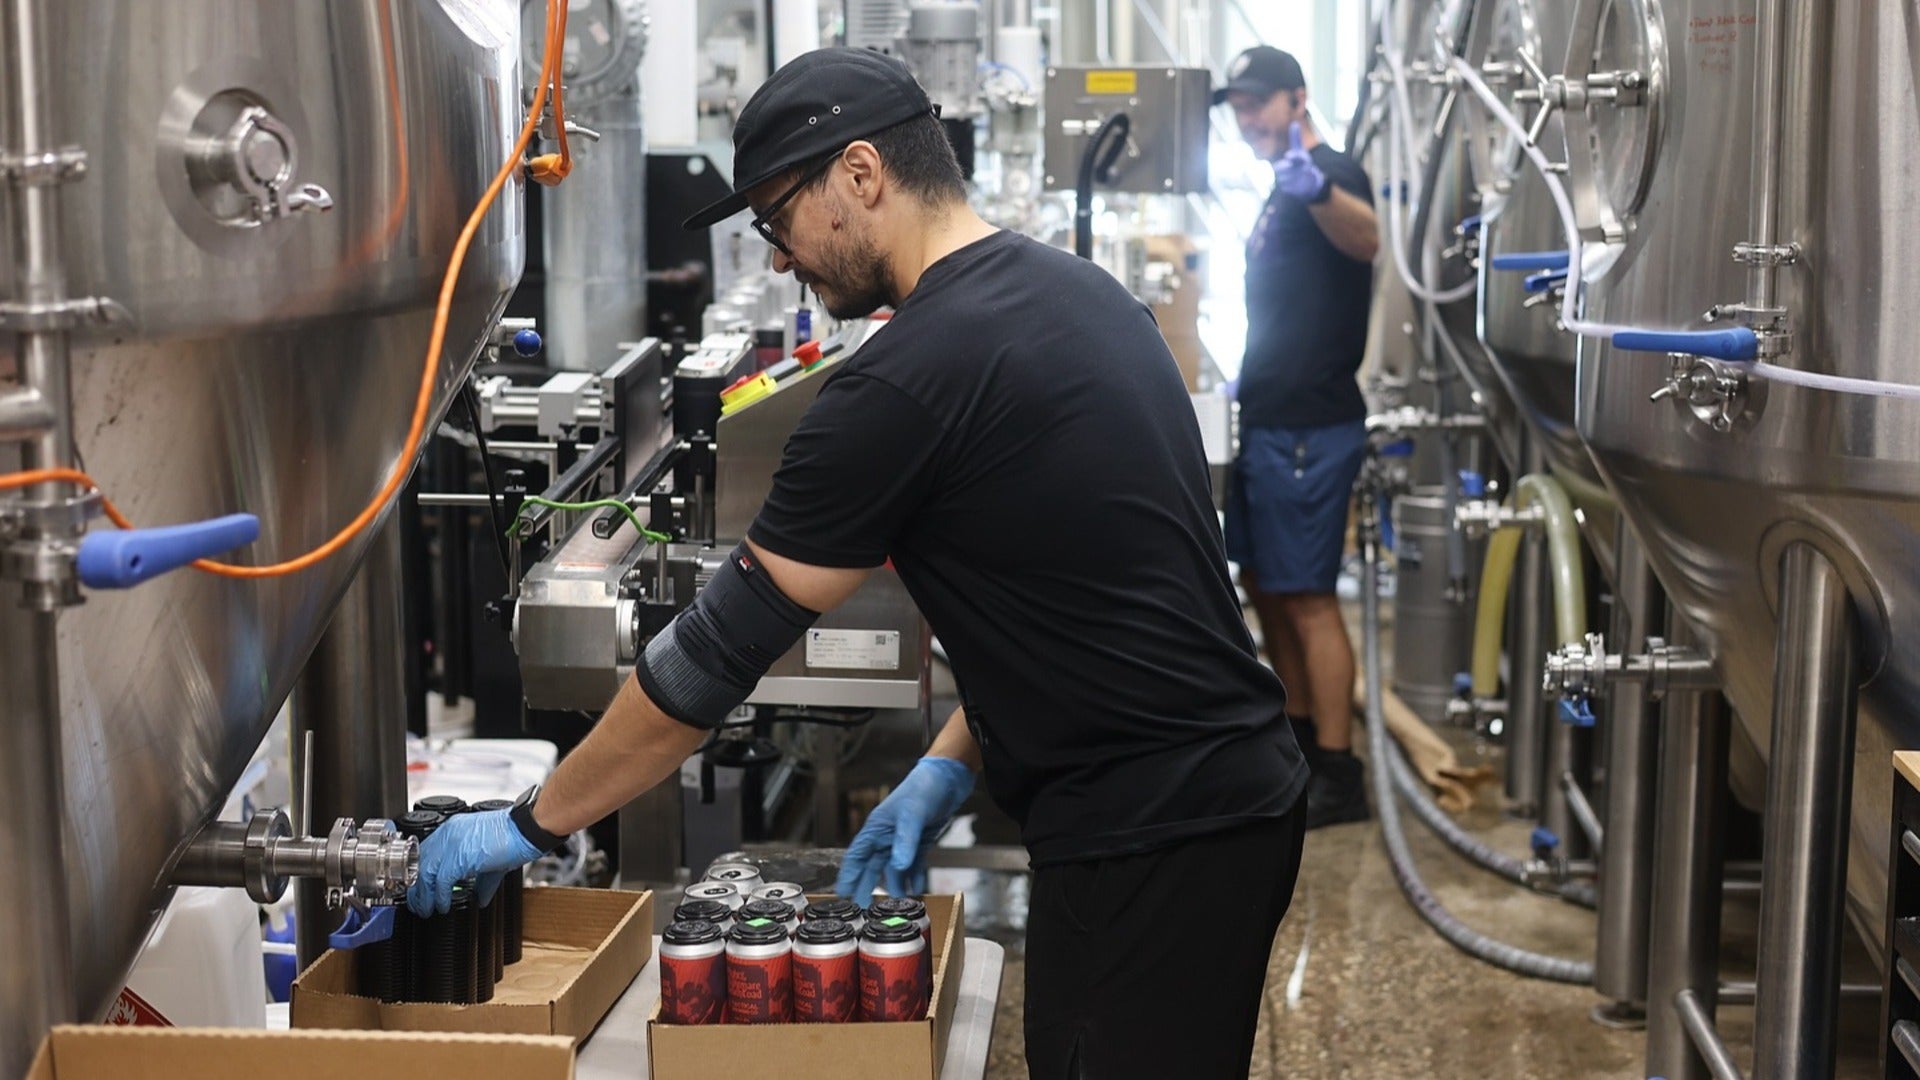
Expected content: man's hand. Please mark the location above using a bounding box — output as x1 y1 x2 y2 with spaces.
834 755 974 905
407 809 546 917
1273 121 1329 203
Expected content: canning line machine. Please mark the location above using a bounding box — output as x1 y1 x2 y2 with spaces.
1364 0 1920 1073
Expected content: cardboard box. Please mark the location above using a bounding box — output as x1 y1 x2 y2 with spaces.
647 894 966 1080
26 1026 574 1079
1145 234 1209 391
292 886 651 1039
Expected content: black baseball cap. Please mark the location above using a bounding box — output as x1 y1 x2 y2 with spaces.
683 47 938 230
1213 46 1307 105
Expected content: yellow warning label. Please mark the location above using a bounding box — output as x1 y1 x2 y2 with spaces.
1085 70 1138 96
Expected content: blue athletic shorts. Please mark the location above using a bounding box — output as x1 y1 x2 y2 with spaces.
1225 420 1367 594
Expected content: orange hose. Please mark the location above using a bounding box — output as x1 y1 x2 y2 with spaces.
527 0 574 186
1 1 571 579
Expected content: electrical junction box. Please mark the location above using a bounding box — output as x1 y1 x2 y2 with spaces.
1042 65 1212 195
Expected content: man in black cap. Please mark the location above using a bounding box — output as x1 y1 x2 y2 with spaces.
410 46 1307 1078
1218 45 1379 830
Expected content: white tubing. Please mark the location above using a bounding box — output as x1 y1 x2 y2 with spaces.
1377 12 1478 306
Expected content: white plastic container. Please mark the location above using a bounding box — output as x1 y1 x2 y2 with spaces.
113 885 266 1027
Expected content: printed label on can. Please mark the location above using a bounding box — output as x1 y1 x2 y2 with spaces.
660 951 728 1025
859 947 928 1021
793 950 858 1023
727 952 792 1024
805 628 901 670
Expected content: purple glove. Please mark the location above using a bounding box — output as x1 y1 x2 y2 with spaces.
833 756 974 905
1273 121 1329 203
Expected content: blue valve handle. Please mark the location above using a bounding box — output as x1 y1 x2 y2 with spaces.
1376 437 1416 458
512 327 543 357
1611 327 1759 362
1490 251 1571 272
327 904 397 950
1530 826 1560 857
77 513 259 589
1457 469 1488 499
1557 696 1597 728
1457 214 1483 235
1523 269 1569 294
1452 671 1474 697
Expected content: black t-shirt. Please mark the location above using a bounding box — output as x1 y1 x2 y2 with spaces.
1237 144 1375 429
749 230 1308 865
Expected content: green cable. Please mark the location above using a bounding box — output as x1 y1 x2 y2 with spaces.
513 496 672 543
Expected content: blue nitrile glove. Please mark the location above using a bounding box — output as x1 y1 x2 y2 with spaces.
834 756 974 906
407 808 544 918
1273 121 1329 203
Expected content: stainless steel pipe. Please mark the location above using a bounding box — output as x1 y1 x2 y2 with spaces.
291 516 411 968
1506 447 1551 818
1643 618 1729 1080
1675 989 1746 1080
1752 542 1859 1079
1593 522 1666 1017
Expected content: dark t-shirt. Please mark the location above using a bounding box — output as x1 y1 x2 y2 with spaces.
1237 144 1375 429
748 231 1308 865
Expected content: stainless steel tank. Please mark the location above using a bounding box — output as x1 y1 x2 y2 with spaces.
1392 488 1485 720
1574 0 1920 955
0 0 522 1041
1470 0 1620 573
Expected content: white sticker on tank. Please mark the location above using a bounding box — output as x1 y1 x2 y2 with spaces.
806 629 901 671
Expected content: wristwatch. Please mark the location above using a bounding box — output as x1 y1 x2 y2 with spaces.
510 785 568 855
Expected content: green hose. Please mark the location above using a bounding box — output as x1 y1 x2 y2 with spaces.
1471 525 1522 699
1515 474 1586 647
1547 464 1616 515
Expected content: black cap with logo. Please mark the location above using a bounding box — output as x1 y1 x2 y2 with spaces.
683 47 938 230
1213 46 1308 105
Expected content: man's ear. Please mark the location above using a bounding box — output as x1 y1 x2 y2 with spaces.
841 140 884 209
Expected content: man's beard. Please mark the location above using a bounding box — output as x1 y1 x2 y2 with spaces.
799 216 895 320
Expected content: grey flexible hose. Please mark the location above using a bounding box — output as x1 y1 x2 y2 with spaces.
1362 529 1595 984
1385 729 1597 910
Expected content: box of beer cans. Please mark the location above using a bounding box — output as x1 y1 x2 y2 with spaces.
291 886 653 1038
647 886 966 1080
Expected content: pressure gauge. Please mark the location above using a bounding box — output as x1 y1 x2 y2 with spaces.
521 0 649 106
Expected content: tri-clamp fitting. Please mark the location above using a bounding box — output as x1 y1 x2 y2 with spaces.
1364 406 1489 439
1541 631 1717 704
1454 499 1543 540
1649 353 1751 433
173 808 418 906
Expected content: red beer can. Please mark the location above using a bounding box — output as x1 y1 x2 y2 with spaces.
683 881 745 912
735 898 800 939
792 918 859 1023
671 898 735 926
858 916 928 1022
725 918 793 1024
868 896 932 994
705 861 763 896
659 919 727 1025
751 882 807 907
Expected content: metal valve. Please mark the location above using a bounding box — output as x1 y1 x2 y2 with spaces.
1649 353 1750 432
173 808 418 906
191 105 334 227
1542 630 1716 704
1505 48 1648 148
1454 499 1543 540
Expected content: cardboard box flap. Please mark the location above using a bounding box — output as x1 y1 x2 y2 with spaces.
32 1025 574 1079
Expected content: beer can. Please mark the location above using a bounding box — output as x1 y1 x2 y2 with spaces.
704 861 763 896
725 918 793 1024
866 897 931 944
751 882 807 907
671 898 735 926
802 897 865 936
858 916 928 1022
683 881 745 911
792 918 859 1023
735 898 800 939
659 920 727 1025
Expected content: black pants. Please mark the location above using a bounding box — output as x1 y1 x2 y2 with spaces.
1023 809 1307 1079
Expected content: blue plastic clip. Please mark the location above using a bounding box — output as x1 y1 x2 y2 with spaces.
327 904 397 950
1557 695 1597 728
1611 327 1759 362
76 513 259 589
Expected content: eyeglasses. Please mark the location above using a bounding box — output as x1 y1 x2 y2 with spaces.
749 150 844 258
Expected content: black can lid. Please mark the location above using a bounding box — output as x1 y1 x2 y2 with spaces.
471 798 514 812
861 915 923 944
868 896 927 920
736 899 796 924
414 795 470 815
794 917 855 945
663 919 725 946
804 897 862 921
672 899 734 925
728 918 790 946
397 810 446 839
